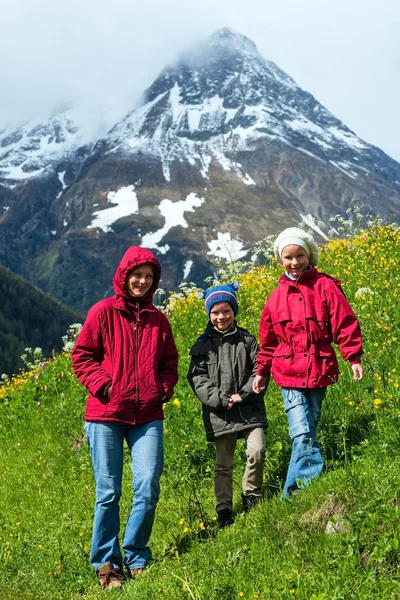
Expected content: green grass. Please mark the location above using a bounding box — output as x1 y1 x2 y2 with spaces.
1 224 400 599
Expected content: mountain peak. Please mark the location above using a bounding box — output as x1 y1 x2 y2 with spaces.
208 27 259 56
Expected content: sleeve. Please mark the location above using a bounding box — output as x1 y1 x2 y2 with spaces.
158 319 179 402
71 306 111 397
326 281 363 364
256 302 279 377
187 340 230 410
238 334 268 401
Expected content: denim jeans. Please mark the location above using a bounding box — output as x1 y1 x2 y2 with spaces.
84 419 164 571
281 387 326 498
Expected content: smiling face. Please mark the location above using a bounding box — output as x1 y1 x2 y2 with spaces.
126 263 154 297
209 301 235 331
281 244 310 278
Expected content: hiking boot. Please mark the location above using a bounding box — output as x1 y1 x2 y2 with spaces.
242 493 261 513
97 561 124 590
217 508 234 529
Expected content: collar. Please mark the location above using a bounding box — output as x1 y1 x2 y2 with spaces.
207 321 237 337
280 266 318 285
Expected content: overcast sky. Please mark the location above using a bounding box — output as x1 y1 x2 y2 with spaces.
2 0 399 160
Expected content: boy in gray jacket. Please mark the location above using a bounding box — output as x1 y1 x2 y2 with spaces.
187 283 267 528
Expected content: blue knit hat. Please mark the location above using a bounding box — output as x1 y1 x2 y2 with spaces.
200 282 239 317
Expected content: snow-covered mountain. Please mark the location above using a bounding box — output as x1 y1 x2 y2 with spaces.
0 108 95 185
106 27 388 185
1 28 400 312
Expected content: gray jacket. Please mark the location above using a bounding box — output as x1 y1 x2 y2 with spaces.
187 322 268 441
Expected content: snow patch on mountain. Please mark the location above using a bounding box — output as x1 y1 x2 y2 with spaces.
58 171 68 189
183 260 193 280
141 192 205 254
87 185 138 232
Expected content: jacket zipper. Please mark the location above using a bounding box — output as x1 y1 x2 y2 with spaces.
133 303 140 416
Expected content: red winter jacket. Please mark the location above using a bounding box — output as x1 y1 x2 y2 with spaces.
257 268 363 389
72 247 178 425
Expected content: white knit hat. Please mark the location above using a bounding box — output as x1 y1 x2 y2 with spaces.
274 227 319 266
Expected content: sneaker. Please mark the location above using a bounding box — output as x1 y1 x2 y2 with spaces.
217 508 234 529
97 561 124 590
242 493 261 513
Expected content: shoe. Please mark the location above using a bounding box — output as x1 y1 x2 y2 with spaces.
217 508 234 529
130 567 145 578
242 493 261 513
97 561 124 590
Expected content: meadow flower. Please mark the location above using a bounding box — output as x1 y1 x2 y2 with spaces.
355 287 375 297
173 398 181 407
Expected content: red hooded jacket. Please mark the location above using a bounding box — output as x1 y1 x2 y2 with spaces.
257 268 363 389
72 247 178 425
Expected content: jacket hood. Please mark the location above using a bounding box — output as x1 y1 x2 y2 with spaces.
113 247 161 303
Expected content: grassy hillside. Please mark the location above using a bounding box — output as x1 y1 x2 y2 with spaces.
0 265 84 375
0 224 399 599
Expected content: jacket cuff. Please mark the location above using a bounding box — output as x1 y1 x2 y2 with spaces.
221 394 230 408
349 356 362 365
256 366 270 378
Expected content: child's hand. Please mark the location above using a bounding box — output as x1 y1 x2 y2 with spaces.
253 375 267 393
351 363 364 381
227 394 242 410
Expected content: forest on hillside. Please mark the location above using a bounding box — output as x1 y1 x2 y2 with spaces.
0 265 84 375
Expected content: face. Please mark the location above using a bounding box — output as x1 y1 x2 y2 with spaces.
209 301 235 331
126 264 154 297
281 244 310 278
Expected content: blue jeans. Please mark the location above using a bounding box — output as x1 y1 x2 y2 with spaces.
281 387 326 498
84 419 164 571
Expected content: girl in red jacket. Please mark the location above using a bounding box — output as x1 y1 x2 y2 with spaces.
72 247 178 589
253 227 363 498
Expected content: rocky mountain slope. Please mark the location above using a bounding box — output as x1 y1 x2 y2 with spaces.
1 28 399 312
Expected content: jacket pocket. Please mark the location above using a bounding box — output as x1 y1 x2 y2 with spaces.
307 307 331 343
270 309 292 342
206 357 219 385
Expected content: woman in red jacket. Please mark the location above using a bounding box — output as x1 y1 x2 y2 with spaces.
72 247 178 590
253 228 363 498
